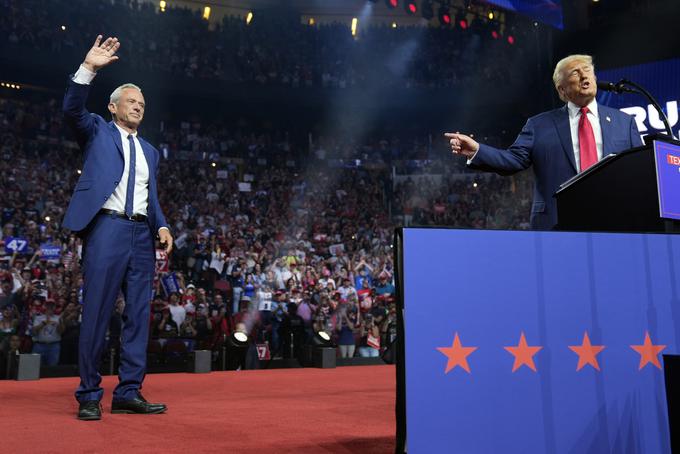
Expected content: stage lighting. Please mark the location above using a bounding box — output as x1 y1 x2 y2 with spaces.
232 331 248 345
385 0 398 9
456 11 468 29
308 17 315 26
507 35 515 45
246 11 253 25
61 25 66 31
159 0 166 12
351 17 358 37
404 0 417 15
313 330 333 347
391 22 397 28
491 30 499 39
421 1 434 20
202 6 210 20
211 162 216 167
488 11 494 20
438 6 451 26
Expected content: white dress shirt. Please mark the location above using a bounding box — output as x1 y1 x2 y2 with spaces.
72 65 150 217
567 98 603 170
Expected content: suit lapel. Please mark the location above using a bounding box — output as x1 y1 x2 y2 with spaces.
108 122 124 158
553 106 577 173
598 104 613 156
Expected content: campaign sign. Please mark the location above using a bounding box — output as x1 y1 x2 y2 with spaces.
39 243 61 260
654 140 680 220
4 237 28 253
161 272 180 296
156 249 169 273
399 228 679 453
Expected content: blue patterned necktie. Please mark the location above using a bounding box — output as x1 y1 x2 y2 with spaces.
124 134 136 218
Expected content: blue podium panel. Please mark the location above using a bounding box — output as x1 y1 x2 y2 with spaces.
401 228 680 454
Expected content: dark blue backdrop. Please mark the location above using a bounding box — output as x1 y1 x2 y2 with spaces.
401 228 679 453
598 58 680 138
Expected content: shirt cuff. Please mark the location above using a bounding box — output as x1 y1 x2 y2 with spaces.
466 148 481 165
72 65 97 85
158 227 171 235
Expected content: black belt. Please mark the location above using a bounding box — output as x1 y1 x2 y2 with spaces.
99 209 147 222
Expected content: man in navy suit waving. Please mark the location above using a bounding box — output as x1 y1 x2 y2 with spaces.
63 35 173 420
446 54 643 230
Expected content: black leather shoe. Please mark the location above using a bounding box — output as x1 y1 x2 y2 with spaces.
78 400 102 421
111 394 167 414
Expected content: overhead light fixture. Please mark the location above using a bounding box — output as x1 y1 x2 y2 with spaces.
202 6 210 20
438 6 452 26
159 0 166 12
351 17 358 37
456 10 468 29
246 11 253 25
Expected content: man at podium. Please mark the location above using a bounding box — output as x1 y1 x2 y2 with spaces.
446 54 642 230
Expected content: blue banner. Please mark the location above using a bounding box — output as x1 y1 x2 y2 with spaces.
598 58 680 138
401 228 679 453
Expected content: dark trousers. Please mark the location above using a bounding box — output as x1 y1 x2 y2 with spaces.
75 213 154 403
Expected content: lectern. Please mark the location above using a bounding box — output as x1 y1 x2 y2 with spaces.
555 137 680 232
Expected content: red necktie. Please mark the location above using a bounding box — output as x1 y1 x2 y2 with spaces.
578 106 597 171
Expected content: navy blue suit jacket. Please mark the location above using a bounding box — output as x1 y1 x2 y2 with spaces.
468 104 643 230
62 79 168 234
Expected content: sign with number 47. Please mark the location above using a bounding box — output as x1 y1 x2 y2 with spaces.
4 237 28 253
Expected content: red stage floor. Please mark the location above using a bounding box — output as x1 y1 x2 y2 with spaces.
0 365 395 453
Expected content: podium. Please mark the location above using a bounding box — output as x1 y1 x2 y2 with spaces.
555 138 680 233
394 227 680 453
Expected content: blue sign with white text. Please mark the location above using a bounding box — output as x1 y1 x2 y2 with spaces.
654 141 680 220
401 228 679 453
39 243 61 260
4 237 28 253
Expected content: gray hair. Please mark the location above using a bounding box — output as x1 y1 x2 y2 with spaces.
552 54 594 101
109 83 142 104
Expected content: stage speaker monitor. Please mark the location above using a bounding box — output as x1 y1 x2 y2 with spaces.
188 350 212 373
14 353 41 381
313 347 336 369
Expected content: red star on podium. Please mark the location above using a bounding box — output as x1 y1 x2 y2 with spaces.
436 332 478 374
504 332 542 372
630 331 666 370
568 331 605 371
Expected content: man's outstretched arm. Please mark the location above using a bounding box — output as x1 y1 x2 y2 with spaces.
63 35 121 142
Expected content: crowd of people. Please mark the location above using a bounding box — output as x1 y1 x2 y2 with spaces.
1 0 530 89
0 52 533 374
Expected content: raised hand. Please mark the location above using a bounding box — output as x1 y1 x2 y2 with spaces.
444 132 480 159
82 35 120 72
